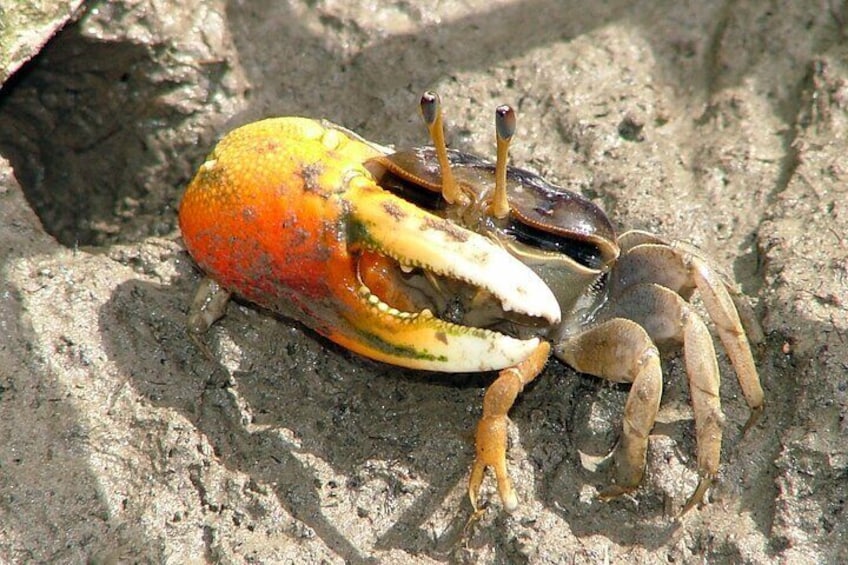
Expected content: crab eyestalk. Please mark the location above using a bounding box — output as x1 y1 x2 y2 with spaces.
419 91 464 205
491 104 515 219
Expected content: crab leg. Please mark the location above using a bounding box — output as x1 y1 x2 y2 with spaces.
556 319 663 500
610 233 764 429
688 254 764 430
599 283 725 511
469 341 551 512
187 277 232 335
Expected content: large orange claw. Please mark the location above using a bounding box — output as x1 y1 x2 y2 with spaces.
179 118 560 372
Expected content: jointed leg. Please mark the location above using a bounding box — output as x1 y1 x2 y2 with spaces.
469 341 550 512
688 255 764 430
556 319 663 499
603 283 725 511
612 234 764 430
187 277 232 360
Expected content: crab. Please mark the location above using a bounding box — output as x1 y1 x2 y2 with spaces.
178 92 764 514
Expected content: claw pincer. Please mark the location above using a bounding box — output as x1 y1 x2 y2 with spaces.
179 117 557 373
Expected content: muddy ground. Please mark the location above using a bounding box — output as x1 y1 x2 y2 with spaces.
0 1 846 562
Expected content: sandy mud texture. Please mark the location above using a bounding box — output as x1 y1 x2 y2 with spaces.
1 1 846 562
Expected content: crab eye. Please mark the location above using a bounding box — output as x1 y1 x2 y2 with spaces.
503 217 605 269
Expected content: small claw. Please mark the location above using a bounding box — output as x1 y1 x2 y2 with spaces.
468 458 484 512
467 343 549 512
503 488 519 513
471 412 518 513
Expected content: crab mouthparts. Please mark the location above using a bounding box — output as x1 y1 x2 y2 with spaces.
344 185 561 372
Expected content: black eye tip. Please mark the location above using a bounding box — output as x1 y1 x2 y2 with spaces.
495 105 516 140
420 92 440 125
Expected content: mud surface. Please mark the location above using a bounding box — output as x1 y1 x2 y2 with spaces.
1 1 846 562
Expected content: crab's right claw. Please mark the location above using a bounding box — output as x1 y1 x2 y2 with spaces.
179 117 560 374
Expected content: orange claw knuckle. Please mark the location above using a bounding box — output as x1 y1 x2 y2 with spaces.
180 118 377 336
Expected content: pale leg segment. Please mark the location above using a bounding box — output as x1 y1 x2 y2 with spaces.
689 256 764 431
187 277 232 360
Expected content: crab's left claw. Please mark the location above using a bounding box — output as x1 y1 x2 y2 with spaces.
179 117 560 373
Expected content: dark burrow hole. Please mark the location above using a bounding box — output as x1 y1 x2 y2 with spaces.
0 17 217 248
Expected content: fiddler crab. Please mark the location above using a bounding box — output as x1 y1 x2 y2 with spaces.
179 92 764 514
